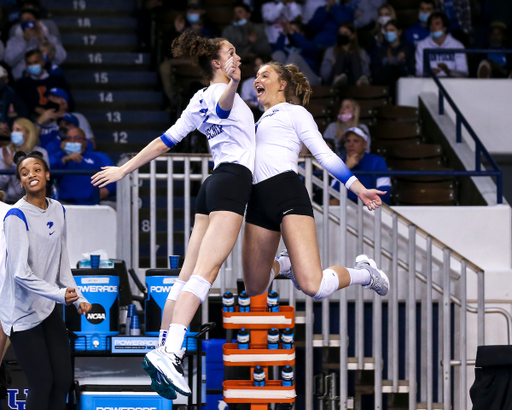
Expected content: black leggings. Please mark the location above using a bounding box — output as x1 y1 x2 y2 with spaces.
10 306 72 410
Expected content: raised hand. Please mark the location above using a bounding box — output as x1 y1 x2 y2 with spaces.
91 166 127 188
224 56 241 83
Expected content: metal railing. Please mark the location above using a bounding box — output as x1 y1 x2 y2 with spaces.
421 48 505 204
117 153 511 410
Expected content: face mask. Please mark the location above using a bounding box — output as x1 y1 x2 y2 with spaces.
338 113 353 122
233 18 247 26
337 34 350 46
378 15 392 26
419 12 430 23
28 64 42 76
64 142 82 154
385 31 398 43
430 29 444 39
187 13 200 23
11 131 24 147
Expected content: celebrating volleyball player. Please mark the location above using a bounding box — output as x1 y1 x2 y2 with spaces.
242 62 389 301
0 151 91 410
91 30 255 398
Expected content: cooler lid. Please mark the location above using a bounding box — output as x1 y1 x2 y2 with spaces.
145 268 180 277
72 268 119 277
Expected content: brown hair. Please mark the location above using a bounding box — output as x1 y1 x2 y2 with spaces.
334 22 361 56
172 29 226 81
265 62 312 106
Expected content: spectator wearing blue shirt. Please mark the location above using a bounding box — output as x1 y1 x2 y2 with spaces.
50 127 116 205
331 127 390 204
477 21 512 79
308 0 355 48
405 0 435 46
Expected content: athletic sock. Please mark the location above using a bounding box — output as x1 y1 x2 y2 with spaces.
277 254 292 273
348 268 371 286
164 323 188 353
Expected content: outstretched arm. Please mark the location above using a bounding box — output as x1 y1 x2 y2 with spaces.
91 137 170 188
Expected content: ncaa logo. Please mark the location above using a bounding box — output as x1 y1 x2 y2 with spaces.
7 388 27 410
86 303 106 324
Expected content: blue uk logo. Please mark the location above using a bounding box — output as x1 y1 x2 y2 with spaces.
7 388 27 410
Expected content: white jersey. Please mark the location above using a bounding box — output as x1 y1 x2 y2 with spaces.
253 102 357 188
161 83 255 172
0 201 11 295
415 34 468 77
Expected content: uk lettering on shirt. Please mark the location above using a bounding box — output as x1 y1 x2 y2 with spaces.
430 53 455 62
205 124 223 140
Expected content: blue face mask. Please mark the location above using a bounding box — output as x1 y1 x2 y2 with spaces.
28 64 42 76
187 13 200 23
233 18 247 26
10 131 24 147
419 12 430 23
430 29 444 39
385 31 398 43
64 142 82 154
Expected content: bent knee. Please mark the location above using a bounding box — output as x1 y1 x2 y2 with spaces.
296 275 322 298
244 284 267 297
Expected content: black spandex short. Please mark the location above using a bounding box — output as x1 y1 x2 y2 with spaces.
195 162 252 216
245 171 314 232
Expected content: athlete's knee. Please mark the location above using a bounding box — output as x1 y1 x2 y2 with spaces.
296 273 322 298
311 269 340 300
181 274 212 303
244 283 267 297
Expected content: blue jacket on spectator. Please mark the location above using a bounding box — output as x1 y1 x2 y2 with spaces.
308 4 355 48
51 150 116 205
331 153 391 205
405 21 430 46
274 32 321 74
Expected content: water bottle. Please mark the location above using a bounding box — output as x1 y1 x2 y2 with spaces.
51 179 59 200
129 314 141 336
238 290 250 312
222 291 235 312
281 328 294 349
281 365 294 386
253 366 266 387
267 328 279 349
267 290 279 312
237 328 250 350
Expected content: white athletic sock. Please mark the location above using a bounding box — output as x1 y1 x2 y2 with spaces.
277 254 292 273
164 323 188 353
348 268 371 286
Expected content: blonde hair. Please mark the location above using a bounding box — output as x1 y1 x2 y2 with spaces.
264 61 312 106
10 118 39 151
336 98 361 141
372 4 397 35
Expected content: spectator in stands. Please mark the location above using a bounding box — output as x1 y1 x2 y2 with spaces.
5 11 66 80
222 2 272 61
367 4 396 52
14 50 74 116
8 8 61 41
353 0 385 29
434 0 471 45
0 117 49 203
323 98 370 158
405 0 435 46
50 127 116 205
38 40 64 77
320 22 370 86
308 0 355 48
477 21 512 79
272 19 322 85
331 127 390 204
35 89 94 153
371 20 415 92
415 12 468 77
184 0 218 38
301 0 326 25
241 55 266 120
0 66 28 130
261 0 302 48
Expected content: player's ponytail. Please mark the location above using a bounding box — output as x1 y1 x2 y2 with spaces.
172 30 226 81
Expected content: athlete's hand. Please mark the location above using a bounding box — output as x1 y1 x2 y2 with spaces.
78 302 92 315
91 166 126 188
225 56 241 83
65 288 79 305
358 189 386 211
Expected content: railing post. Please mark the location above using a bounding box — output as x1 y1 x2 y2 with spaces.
460 260 467 410
339 187 348 409
456 114 462 143
184 157 191 251
443 248 451 410
477 270 485 346
150 160 157 269
426 237 433 410
356 199 364 370
322 169 330 347
374 208 383 410
167 158 174 259
408 225 417 410
131 170 140 273
438 89 444 115
390 214 399 392
497 172 503 204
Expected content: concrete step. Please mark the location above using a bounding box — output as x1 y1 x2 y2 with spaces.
53 16 137 30
67 70 157 90
46 0 134 11
81 110 168 124
64 52 150 69
94 130 161 144
74 90 161 104
62 33 138 46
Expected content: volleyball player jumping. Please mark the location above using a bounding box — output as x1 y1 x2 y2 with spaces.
242 62 389 301
91 30 255 398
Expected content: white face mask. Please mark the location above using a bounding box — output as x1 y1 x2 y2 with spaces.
378 15 392 26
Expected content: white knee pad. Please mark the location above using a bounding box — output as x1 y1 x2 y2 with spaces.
167 279 186 301
181 275 212 303
313 269 340 300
